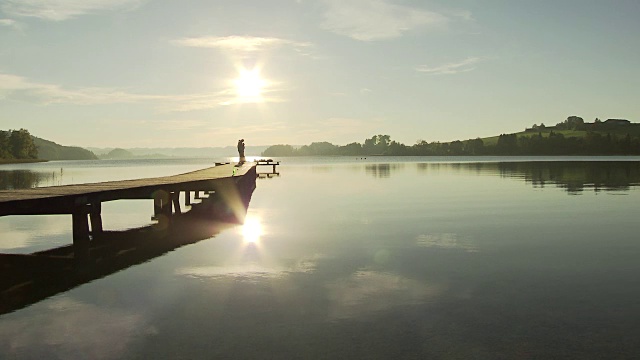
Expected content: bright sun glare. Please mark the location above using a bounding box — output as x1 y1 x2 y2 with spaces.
242 217 263 243
235 68 265 100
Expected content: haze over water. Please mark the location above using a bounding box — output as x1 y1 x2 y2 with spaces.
1 157 640 359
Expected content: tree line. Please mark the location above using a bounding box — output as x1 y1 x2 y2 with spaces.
263 131 640 157
491 131 640 155
0 129 38 160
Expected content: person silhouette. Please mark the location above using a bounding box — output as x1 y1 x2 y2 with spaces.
237 139 246 163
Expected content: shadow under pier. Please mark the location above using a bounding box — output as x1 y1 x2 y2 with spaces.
0 169 257 316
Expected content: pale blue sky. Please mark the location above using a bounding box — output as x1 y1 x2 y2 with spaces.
1 0 639 148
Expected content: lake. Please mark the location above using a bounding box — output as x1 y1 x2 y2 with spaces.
1 156 640 359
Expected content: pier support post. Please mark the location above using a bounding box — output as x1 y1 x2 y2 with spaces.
153 190 172 216
72 207 90 261
153 197 161 216
172 192 181 214
89 202 103 238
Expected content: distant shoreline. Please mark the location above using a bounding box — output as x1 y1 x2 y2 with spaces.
0 159 48 165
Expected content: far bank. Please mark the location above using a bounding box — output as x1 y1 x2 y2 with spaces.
0 159 48 165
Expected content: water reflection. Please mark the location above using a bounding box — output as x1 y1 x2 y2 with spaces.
416 233 478 252
257 172 280 179
241 216 263 244
177 256 318 282
0 170 53 190
417 161 640 193
3 159 640 358
0 297 147 359
364 163 403 178
326 271 438 320
0 175 256 315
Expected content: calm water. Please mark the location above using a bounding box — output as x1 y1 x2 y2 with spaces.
1 157 640 359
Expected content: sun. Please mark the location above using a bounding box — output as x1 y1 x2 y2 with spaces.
234 68 265 100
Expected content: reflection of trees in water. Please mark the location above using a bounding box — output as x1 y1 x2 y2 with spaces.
416 161 640 194
365 164 404 178
0 170 52 190
504 162 640 194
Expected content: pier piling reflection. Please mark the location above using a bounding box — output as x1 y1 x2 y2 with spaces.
0 173 256 315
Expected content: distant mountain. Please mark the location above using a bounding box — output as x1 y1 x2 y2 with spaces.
100 148 134 159
87 146 271 158
33 137 98 160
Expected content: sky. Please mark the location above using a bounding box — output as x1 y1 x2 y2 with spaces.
1 0 639 148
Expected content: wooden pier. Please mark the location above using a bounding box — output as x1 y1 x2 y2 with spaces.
0 162 258 256
0 166 260 315
256 159 280 174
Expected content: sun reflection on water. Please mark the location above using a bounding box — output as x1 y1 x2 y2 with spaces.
241 216 263 244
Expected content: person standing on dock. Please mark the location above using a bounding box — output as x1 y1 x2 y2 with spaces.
237 139 246 163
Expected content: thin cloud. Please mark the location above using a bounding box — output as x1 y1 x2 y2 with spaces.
449 9 474 21
416 57 481 75
296 117 385 141
1 0 145 21
165 79 289 111
0 18 21 29
149 119 210 131
321 0 448 41
164 91 288 112
0 72 286 111
172 35 311 53
183 122 290 147
0 72 164 104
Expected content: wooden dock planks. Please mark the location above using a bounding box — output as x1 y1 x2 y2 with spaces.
0 162 255 216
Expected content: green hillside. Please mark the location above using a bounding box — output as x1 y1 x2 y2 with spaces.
33 136 98 160
482 122 640 146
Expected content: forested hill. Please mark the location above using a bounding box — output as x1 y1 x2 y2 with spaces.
33 136 97 160
262 117 640 157
1 129 97 161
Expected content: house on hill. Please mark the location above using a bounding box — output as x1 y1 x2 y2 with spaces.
604 119 631 126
